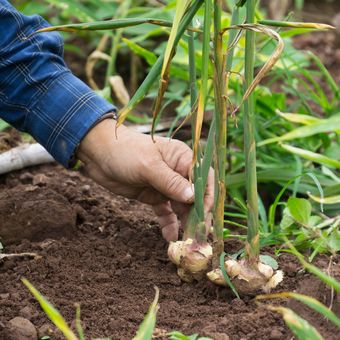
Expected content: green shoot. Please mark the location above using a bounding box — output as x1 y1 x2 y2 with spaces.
133 287 160 340
22 278 78 340
256 292 340 328
266 306 323 340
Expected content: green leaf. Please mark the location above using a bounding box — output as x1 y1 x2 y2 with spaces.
161 0 191 77
168 332 213 340
259 255 279 270
122 38 157 65
22 279 78 340
281 144 340 169
44 0 95 22
268 306 323 340
220 252 240 299
0 119 9 132
257 292 340 328
287 197 312 225
133 287 160 340
259 114 340 146
276 110 321 125
285 240 340 293
308 193 340 205
328 230 340 252
280 207 295 229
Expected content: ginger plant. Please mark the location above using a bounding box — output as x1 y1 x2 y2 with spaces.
35 0 334 295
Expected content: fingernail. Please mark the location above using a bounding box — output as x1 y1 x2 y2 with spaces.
183 185 194 203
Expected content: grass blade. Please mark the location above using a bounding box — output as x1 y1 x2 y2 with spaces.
276 110 321 125
33 18 199 34
22 279 78 340
151 0 192 137
220 252 240 299
285 240 340 293
281 143 340 169
257 292 340 327
308 193 340 205
259 114 340 146
133 287 160 340
266 306 323 340
258 19 335 30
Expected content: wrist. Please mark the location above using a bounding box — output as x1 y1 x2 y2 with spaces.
76 115 120 167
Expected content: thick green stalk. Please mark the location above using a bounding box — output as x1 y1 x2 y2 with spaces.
244 0 260 264
185 0 213 244
212 0 227 264
184 28 201 240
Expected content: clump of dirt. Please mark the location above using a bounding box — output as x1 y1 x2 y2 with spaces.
0 185 76 244
0 164 339 340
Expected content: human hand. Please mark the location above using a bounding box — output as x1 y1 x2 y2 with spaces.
77 118 214 241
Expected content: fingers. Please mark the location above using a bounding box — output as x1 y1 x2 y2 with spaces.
145 161 195 204
153 201 179 242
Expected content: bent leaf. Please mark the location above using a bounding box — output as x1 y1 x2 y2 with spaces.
266 306 323 340
259 114 340 146
152 0 192 137
257 292 340 328
221 24 284 115
133 287 160 340
22 279 78 340
276 110 321 125
308 193 340 205
285 239 340 293
117 0 204 125
34 18 196 34
258 20 335 30
281 144 340 169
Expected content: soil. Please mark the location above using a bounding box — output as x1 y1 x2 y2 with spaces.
1 2 340 339
0 164 339 340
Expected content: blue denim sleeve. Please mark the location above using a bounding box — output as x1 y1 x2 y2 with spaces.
0 0 116 167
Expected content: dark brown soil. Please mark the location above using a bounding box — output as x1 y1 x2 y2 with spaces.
0 164 339 340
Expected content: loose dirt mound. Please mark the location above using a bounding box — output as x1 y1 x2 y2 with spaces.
0 164 339 340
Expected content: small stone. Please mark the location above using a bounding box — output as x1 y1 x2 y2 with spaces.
19 306 35 320
65 179 77 186
210 333 230 340
19 173 33 184
270 328 283 340
81 185 91 193
96 272 110 281
32 174 49 186
0 293 9 299
7 317 37 340
38 323 55 338
120 253 132 268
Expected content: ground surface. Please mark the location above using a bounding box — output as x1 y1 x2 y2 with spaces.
1 1 340 339
0 164 339 340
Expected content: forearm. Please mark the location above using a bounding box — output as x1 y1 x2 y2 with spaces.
0 0 115 167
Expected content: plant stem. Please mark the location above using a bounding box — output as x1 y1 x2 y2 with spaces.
105 0 132 87
244 0 260 264
184 27 202 240
212 0 227 265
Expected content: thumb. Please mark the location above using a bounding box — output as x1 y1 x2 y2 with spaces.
146 162 194 204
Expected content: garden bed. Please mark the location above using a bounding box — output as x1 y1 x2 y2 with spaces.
0 163 339 340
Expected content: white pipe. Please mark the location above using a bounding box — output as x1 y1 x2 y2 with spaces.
0 143 55 175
